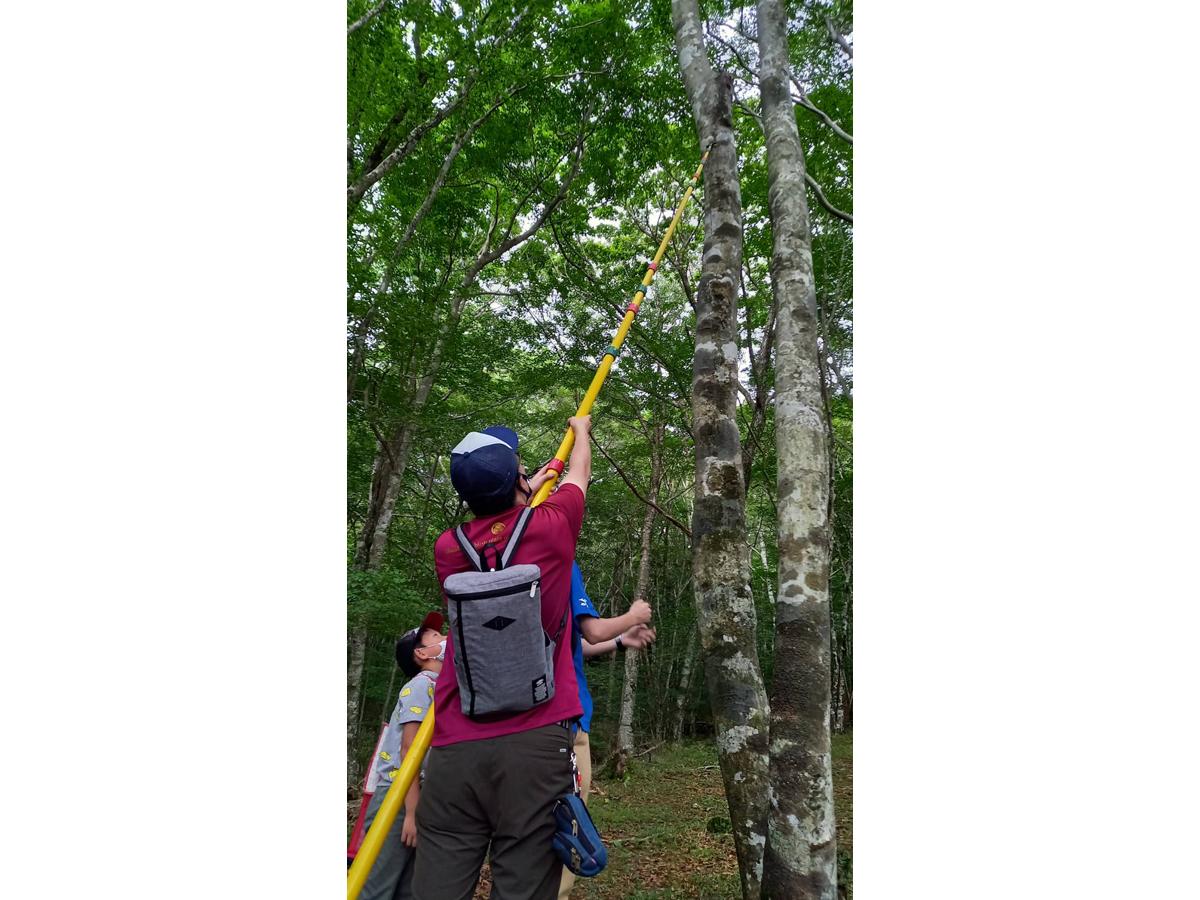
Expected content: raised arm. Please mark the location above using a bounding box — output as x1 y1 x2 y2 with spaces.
560 415 592 497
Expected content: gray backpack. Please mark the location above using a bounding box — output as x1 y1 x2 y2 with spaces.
443 507 566 718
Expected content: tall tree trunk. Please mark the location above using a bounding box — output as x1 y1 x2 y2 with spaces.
347 370 428 790
346 628 368 791
671 3 772 895
757 0 837 896
347 417 420 792
615 422 665 777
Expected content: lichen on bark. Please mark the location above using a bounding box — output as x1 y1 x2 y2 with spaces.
671 0 772 895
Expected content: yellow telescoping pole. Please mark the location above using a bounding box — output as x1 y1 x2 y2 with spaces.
529 151 708 508
347 711 435 900
349 152 707 900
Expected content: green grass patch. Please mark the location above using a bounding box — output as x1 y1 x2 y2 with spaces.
571 733 852 899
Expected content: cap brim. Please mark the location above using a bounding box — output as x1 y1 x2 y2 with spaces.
420 610 445 634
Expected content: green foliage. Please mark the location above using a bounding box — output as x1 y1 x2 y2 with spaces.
347 566 433 635
346 0 853 768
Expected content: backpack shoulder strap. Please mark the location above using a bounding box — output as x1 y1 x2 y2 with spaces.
498 506 535 569
453 526 485 572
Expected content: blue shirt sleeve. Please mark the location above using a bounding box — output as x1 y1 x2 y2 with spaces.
571 561 600 621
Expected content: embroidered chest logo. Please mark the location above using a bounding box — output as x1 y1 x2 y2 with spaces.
490 522 506 536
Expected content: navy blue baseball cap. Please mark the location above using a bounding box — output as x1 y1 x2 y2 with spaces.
450 426 521 502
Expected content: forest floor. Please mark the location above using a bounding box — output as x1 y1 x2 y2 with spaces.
473 731 854 899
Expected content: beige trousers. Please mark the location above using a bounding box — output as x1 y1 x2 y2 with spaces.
556 729 593 899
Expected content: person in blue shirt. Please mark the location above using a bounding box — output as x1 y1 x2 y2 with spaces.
558 561 656 899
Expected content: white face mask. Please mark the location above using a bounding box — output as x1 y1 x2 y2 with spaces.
434 640 446 662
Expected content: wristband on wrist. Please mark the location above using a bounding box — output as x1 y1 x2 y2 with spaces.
614 635 624 651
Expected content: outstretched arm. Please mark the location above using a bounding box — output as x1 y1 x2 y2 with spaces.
582 624 657 658
579 599 652 644
560 415 592 497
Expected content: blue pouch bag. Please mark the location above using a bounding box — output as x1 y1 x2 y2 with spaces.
552 793 607 877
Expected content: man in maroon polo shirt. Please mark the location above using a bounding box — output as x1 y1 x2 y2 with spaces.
412 416 591 900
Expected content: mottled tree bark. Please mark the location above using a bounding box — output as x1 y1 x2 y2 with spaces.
671 2 772 895
756 0 837 896
615 422 664 777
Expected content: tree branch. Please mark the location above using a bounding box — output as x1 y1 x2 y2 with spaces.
477 111 590 269
826 15 854 60
707 23 852 146
347 8 530 212
348 0 390 36
389 84 524 260
790 75 853 145
805 173 853 224
592 434 692 539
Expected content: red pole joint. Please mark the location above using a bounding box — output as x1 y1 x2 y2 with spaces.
544 459 565 476
625 302 640 314
647 261 658 272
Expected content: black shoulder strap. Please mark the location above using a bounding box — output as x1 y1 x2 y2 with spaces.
498 506 535 569
453 526 484 572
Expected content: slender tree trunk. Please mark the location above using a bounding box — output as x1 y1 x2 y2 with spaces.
671 4 772 895
757 0 837 895
357 643 371 729
600 543 632 720
672 629 699 741
757 525 777 607
347 629 368 790
835 643 844 734
838 596 852 730
356 420 420 570
381 651 399 723
613 654 639 773
615 423 664 777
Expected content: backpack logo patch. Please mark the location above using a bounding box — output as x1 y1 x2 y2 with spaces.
483 615 516 631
